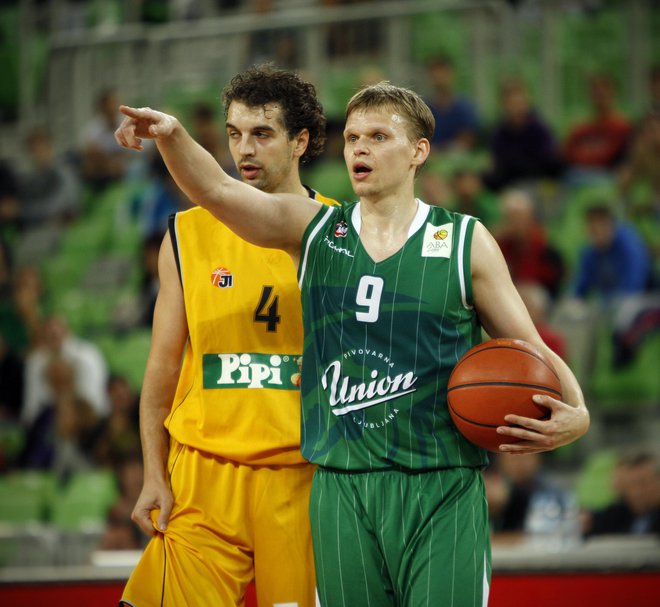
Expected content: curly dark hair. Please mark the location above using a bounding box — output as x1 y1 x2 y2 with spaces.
222 64 326 164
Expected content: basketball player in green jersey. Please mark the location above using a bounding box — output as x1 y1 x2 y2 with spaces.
115 82 589 606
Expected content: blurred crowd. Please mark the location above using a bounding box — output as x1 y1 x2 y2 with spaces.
1 0 660 560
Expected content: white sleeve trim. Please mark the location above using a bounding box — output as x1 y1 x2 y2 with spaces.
457 215 473 310
298 205 335 289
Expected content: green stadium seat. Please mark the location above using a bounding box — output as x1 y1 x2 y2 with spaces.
589 330 660 410
50 469 118 531
0 471 55 525
302 160 355 204
574 449 619 511
96 329 152 391
58 214 112 258
409 12 467 64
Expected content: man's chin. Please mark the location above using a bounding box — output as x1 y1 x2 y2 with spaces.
242 175 266 190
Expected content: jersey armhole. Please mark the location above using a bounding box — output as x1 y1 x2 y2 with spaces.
298 205 336 288
168 213 183 287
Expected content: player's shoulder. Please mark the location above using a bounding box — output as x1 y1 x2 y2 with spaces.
307 187 341 208
424 202 476 226
173 206 233 231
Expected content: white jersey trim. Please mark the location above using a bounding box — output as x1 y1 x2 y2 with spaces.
299 205 336 289
457 214 473 310
482 551 490 607
350 199 430 239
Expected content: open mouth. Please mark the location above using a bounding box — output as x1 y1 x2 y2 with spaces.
240 164 261 179
353 163 372 178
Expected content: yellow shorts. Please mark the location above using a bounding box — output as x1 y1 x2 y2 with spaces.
120 438 316 607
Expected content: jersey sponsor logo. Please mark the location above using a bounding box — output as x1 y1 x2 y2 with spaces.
202 353 302 390
323 235 354 258
321 359 418 416
211 266 234 288
334 220 348 237
422 222 453 258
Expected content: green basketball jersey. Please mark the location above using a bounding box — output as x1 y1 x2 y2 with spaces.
298 200 488 471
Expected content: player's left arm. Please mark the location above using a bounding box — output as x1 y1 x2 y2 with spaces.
470 221 590 453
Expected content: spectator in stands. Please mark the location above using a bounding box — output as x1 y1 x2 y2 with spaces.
563 74 632 174
446 157 500 229
111 231 162 331
618 111 660 263
493 189 565 299
22 314 109 428
0 260 43 356
94 374 141 468
485 452 570 538
0 333 24 422
81 88 128 190
20 354 99 482
484 78 563 191
98 452 146 550
649 65 660 115
18 127 82 228
190 102 235 173
517 281 567 359
137 152 193 236
584 450 660 537
425 55 480 152
572 202 651 304
0 159 20 240
136 231 161 328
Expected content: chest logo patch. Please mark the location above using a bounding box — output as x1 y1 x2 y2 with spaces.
422 222 453 258
211 267 234 288
334 220 348 238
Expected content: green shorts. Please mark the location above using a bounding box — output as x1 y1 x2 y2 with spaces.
310 466 491 607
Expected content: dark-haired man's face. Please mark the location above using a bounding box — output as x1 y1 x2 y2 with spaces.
226 101 304 193
586 213 615 250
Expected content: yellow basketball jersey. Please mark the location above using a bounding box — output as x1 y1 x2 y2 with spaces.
166 191 337 465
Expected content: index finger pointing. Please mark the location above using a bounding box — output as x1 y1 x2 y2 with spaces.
118 104 152 119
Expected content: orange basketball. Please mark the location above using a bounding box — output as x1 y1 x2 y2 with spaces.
447 338 562 452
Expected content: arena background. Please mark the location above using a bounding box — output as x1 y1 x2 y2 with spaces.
0 0 659 605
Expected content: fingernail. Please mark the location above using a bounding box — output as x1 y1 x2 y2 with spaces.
159 523 166 531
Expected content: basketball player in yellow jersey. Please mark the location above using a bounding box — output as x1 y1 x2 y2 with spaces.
117 66 336 607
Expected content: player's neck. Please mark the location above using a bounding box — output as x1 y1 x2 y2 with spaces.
359 191 418 226
358 195 419 262
270 169 308 198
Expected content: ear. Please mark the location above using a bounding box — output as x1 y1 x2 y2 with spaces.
411 138 431 168
293 128 310 159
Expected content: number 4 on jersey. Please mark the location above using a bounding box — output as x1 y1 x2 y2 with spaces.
254 286 281 332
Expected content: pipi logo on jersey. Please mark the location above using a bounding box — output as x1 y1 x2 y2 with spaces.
320 349 417 428
422 222 453 258
211 267 234 288
334 220 348 237
203 353 302 390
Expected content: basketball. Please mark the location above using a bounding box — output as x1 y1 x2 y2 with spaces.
447 338 562 452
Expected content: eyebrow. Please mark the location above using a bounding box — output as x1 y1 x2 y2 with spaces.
225 122 277 133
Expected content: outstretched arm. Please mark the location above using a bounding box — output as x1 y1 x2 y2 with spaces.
471 222 590 453
115 105 321 257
